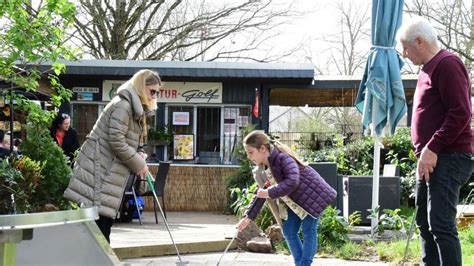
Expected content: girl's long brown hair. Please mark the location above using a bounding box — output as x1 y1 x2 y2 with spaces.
243 130 306 166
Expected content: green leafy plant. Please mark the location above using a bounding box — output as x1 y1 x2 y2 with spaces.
230 183 258 218
0 159 28 214
1 156 43 213
318 206 351 247
368 206 408 236
21 122 72 211
1 0 76 110
379 209 407 232
307 136 374 176
147 126 173 145
348 210 362 226
0 0 81 214
13 156 43 193
230 182 275 231
307 128 418 206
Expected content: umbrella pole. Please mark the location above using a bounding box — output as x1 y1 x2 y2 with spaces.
371 137 381 236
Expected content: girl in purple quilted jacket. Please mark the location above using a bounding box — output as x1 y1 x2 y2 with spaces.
237 130 336 266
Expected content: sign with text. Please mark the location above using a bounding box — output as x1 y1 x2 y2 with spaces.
73 87 99 93
101 81 222 103
158 82 222 103
102 80 126 101
172 112 190 125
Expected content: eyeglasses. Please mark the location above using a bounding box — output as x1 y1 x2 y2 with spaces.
149 88 158 96
61 113 70 118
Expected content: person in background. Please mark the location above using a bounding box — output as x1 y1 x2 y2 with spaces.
63 69 161 243
0 129 11 159
13 138 22 156
146 153 160 163
399 17 473 266
237 130 336 266
50 113 80 165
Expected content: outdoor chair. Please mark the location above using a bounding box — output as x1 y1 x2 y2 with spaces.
120 174 144 225
139 161 171 224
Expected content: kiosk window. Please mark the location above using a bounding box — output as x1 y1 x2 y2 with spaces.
73 104 99 143
196 107 221 164
223 107 250 164
168 106 194 135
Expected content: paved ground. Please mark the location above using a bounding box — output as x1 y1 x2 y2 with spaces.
122 251 389 265
111 211 238 248
112 212 389 265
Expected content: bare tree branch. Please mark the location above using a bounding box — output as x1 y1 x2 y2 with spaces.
404 0 473 68
313 0 370 76
72 0 300 62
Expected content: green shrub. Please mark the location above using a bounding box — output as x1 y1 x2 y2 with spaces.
0 159 28 214
307 128 418 206
1 156 45 214
147 126 173 144
318 206 350 247
307 136 374 176
21 123 72 210
230 183 257 218
383 128 417 204
230 182 275 231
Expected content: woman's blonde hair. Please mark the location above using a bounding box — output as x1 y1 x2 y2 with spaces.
130 69 162 111
243 130 306 166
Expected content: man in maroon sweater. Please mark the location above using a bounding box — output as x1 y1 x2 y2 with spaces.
399 17 473 266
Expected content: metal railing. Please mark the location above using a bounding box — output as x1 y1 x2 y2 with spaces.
269 131 364 157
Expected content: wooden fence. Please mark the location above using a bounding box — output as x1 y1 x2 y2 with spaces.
145 164 239 212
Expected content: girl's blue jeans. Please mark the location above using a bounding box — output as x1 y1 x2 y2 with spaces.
282 208 319 266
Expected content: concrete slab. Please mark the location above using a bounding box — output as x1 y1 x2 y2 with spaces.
112 211 389 265
111 211 238 248
111 211 239 259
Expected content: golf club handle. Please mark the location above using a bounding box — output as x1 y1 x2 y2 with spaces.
145 172 155 193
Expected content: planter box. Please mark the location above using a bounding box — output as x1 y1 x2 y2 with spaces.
147 140 169 146
343 175 400 225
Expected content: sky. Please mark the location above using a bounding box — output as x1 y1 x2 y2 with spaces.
255 0 373 73
206 0 372 68
277 0 381 59
242 0 471 75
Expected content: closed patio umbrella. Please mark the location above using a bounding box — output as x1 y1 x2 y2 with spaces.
355 0 407 234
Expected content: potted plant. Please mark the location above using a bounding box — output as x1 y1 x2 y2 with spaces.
147 126 173 146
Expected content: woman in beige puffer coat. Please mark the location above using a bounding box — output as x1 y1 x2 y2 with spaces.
64 69 161 243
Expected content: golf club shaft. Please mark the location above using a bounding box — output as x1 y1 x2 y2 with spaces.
402 205 418 264
216 230 237 266
146 173 183 262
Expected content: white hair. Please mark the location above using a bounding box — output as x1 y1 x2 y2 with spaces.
398 16 438 45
